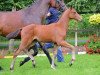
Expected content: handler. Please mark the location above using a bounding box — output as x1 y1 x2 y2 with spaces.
43 6 64 62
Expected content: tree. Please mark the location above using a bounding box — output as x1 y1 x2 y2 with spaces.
0 0 34 11
67 0 100 13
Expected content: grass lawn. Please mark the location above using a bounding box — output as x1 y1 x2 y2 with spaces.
0 54 100 75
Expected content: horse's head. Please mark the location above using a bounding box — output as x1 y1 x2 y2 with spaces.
50 0 67 12
68 7 82 21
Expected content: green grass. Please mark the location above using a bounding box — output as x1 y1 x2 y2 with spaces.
0 54 100 75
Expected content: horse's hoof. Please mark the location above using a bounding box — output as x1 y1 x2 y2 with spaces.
10 65 14 71
33 64 36 68
10 69 14 72
51 65 56 70
0 66 3 70
10 67 14 71
19 61 24 67
54 63 57 67
69 62 73 67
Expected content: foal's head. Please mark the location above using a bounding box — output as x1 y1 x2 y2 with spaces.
50 0 67 12
68 7 82 21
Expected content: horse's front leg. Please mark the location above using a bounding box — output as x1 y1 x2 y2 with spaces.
19 44 38 67
38 42 57 67
60 41 76 66
51 45 58 69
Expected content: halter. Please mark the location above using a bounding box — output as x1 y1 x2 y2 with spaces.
56 0 61 3
55 0 67 12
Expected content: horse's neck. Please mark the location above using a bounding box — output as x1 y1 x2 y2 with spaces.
37 0 50 15
25 0 50 15
57 9 70 31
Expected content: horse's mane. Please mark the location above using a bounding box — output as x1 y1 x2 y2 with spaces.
28 0 42 9
23 0 43 12
32 0 42 5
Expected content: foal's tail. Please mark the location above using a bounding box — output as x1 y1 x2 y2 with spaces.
6 29 22 40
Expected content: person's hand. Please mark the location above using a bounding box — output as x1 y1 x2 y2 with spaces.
46 12 51 17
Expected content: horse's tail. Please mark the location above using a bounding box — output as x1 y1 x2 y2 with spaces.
6 29 22 40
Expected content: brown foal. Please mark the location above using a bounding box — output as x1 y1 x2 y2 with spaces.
10 7 82 70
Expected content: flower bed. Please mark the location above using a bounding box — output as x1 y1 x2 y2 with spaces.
84 34 100 54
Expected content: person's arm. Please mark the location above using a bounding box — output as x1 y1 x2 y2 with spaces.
46 7 53 17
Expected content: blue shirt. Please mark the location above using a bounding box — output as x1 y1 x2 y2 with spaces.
46 7 60 24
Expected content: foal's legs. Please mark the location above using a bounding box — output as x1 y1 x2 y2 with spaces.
51 45 58 69
60 41 75 66
20 42 54 67
10 48 22 70
26 52 36 67
19 44 38 66
38 42 56 66
10 48 35 70
10 37 33 70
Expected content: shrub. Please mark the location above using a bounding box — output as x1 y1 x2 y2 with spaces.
0 36 7 42
88 35 100 51
84 34 100 54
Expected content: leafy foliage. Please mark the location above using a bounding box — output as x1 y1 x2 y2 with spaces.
67 0 100 13
86 34 100 51
69 14 92 30
0 0 99 13
0 0 34 11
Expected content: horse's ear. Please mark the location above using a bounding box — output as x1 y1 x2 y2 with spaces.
70 6 73 10
68 6 73 11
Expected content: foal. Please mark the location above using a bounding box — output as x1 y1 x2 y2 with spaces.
5 0 67 67
10 7 82 70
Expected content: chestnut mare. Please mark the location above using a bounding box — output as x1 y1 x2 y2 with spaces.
10 7 82 70
0 0 67 67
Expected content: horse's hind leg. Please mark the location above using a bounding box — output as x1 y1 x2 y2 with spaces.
10 37 33 70
51 45 58 69
26 52 36 67
19 44 38 67
10 48 22 71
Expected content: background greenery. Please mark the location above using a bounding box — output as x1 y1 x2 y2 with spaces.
0 0 99 13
